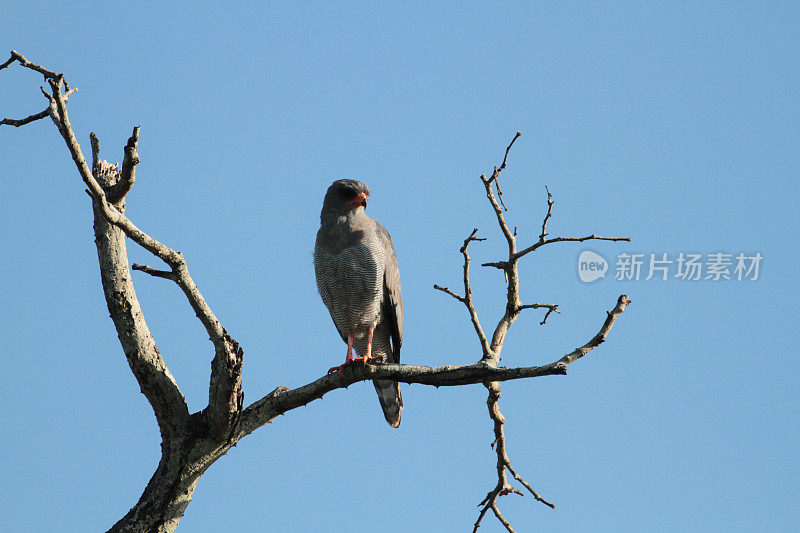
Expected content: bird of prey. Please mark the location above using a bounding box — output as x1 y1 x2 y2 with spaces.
314 179 404 427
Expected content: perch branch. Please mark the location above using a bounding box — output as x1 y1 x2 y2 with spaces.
235 293 629 439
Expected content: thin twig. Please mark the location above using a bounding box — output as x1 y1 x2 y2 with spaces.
507 463 554 507
539 185 554 241
486 131 521 185
460 229 491 356
433 284 464 302
485 131 520 212
519 303 561 325
132 263 176 281
539 306 558 325
1 109 49 127
0 53 15 71
434 228 491 357
516 234 631 260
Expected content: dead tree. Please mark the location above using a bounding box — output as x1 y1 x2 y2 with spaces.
2 51 631 533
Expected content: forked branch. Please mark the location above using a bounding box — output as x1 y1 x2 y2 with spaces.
435 133 631 531
2 50 243 440
434 228 491 357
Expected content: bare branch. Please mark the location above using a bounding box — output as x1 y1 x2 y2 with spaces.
480 261 507 270
14 55 240 439
1 108 49 127
554 294 630 367
461 135 631 531
435 228 491 357
473 381 554 532
433 284 464 302
1 85 76 129
107 126 140 203
517 302 559 312
539 306 558 325
516 233 631 260
485 131 520 212
1 51 77 128
486 130 521 185
507 463 553 507
90 132 100 172
132 263 176 281
0 53 15 70
460 229 491 356
478 160 630 358
480 171 516 257
91 189 189 443
480 131 522 255
237 294 629 439
236 362 560 439
539 185 554 241
519 302 561 325
1 50 61 79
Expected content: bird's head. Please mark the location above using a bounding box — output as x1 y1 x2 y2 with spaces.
321 179 370 219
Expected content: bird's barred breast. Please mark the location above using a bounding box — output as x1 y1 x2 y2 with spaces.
315 236 387 334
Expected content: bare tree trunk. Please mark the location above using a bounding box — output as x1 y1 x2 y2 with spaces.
93 199 188 532
92 198 238 532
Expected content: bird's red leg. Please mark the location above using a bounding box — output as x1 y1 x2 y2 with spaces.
353 327 382 365
328 333 355 374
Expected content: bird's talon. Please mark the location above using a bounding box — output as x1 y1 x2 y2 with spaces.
352 354 383 365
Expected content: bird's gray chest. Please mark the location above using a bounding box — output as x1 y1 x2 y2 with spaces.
315 237 386 332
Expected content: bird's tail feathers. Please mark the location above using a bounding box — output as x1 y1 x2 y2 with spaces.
373 379 402 428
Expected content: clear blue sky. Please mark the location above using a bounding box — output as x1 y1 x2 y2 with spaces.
2 2 798 532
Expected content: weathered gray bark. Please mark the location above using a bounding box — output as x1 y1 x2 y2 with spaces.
92 188 197 532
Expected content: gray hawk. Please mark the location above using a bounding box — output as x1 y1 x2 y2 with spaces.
314 179 404 427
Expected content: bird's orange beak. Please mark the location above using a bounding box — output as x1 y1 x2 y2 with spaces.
347 192 368 208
